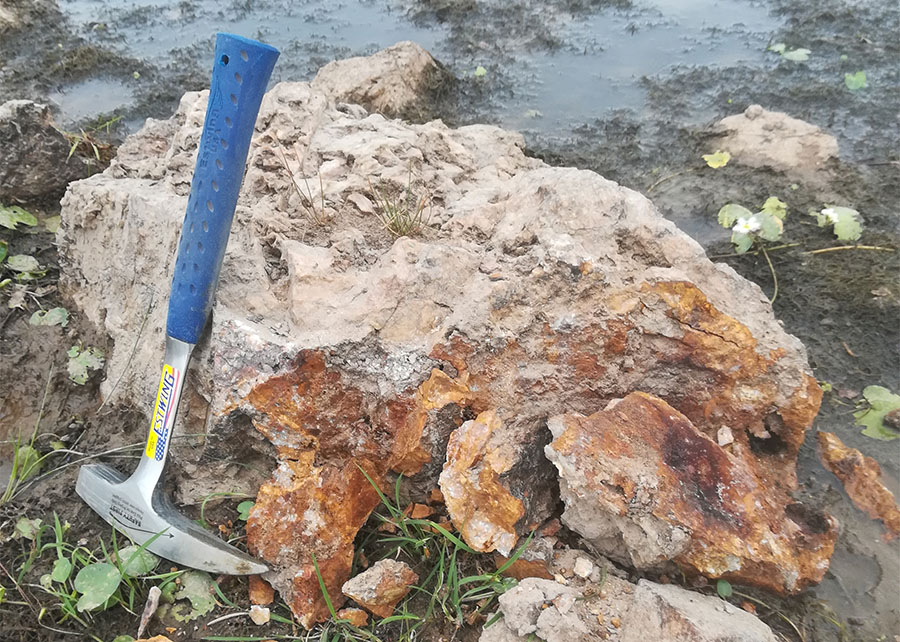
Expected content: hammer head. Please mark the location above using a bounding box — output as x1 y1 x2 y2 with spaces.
77 463 267 575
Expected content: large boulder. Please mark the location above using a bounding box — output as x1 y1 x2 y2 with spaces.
59 45 829 625
0 100 87 204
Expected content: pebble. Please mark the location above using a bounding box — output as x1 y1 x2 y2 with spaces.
573 556 594 578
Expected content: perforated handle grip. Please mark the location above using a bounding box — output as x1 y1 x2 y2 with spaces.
166 33 279 344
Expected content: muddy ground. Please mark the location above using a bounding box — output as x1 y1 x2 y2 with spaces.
1 0 898 640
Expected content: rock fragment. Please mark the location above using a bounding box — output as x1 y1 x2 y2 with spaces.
336 607 369 627
439 410 525 555
0 100 87 203
709 104 838 181
341 559 419 619
546 392 837 593
818 431 900 540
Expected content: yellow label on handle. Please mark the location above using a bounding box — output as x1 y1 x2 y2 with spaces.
145 365 180 461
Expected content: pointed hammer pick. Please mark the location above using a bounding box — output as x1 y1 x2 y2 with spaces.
76 33 279 575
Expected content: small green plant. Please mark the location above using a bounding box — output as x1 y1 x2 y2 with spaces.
275 138 328 225
58 115 122 174
716 579 733 598
29 307 69 328
0 203 38 231
718 196 787 254
844 71 867 91
768 42 810 62
812 206 863 241
66 344 105 385
702 150 730 169
368 165 432 238
854 386 900 441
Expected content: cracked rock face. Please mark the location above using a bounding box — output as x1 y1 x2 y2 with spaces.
341 559 418 619
546 392 837 593
59 44 827 625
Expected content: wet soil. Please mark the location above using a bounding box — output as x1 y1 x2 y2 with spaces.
1 0 898 640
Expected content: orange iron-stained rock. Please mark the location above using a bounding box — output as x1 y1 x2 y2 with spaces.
546 392 837 594
439 410 526 556
341 559 419 619
249 575 275 606
818 431 900 541
336 607 369 627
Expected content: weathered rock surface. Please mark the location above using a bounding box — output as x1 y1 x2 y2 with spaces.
0 0 57 34
59 44 826 624
0 100 87 203
546 393 836 593
710 104 838 181
480 576 778 642
818 431 900 541
341 559 418 619
310 41 449 119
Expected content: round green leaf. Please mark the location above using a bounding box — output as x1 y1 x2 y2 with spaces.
116 545 159 577
29 307 69 328
236 501 254 521
51 557 73 583
74 562 121 611
753 211 783 242
6 254 40 273
716 579 733 598
171 570 216 621
718 203 752 228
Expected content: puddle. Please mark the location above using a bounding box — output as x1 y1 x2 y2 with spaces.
47 76 135 125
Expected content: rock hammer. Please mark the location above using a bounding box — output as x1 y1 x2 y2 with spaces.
76 33 278 574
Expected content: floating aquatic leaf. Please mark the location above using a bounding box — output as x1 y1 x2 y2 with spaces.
0 204 38 231
854 386 900 441
6 254 40 273
171 570 217 621
781 48 810 62
730 230 753 254
760 196 787 220
473 66 487 78
74 562 121 611
67 345 105 385
753 211 783 242
116 545 159 577
718 203 752 228
29 307 69 328
814 206 863 241
51 557 73 583
844 71 867 91
703 150 731 169
768 43 786 54
237 501 254 521
523 109 543 119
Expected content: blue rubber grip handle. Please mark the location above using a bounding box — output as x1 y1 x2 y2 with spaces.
166 33 279 344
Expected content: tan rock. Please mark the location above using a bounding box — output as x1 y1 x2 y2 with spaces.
311 41 448 118
546 393 837 594
341 559 418 618
710 104 838 181
249 574 275 606
818 431 900 540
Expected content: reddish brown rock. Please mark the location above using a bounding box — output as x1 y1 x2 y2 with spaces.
818 431 900 541
341 559 419 619
439 410 526 555
546 393 837 594
249 575 275 606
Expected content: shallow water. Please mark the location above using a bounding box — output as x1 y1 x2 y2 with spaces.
2 0 898 638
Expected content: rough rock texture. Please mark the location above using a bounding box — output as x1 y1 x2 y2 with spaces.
336 607 369 627
480 576 777 642
340 559 418 619
59 45 826 625
0 0 56 33
0 100 87 203
818 431 900 541
546 393 837 593
310 41 449 119
710 104 838 181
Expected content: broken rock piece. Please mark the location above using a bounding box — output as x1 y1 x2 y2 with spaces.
546 392 837 594
341 559 419 619
439 410 526 556
336 607 369 627
818 431 900 540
